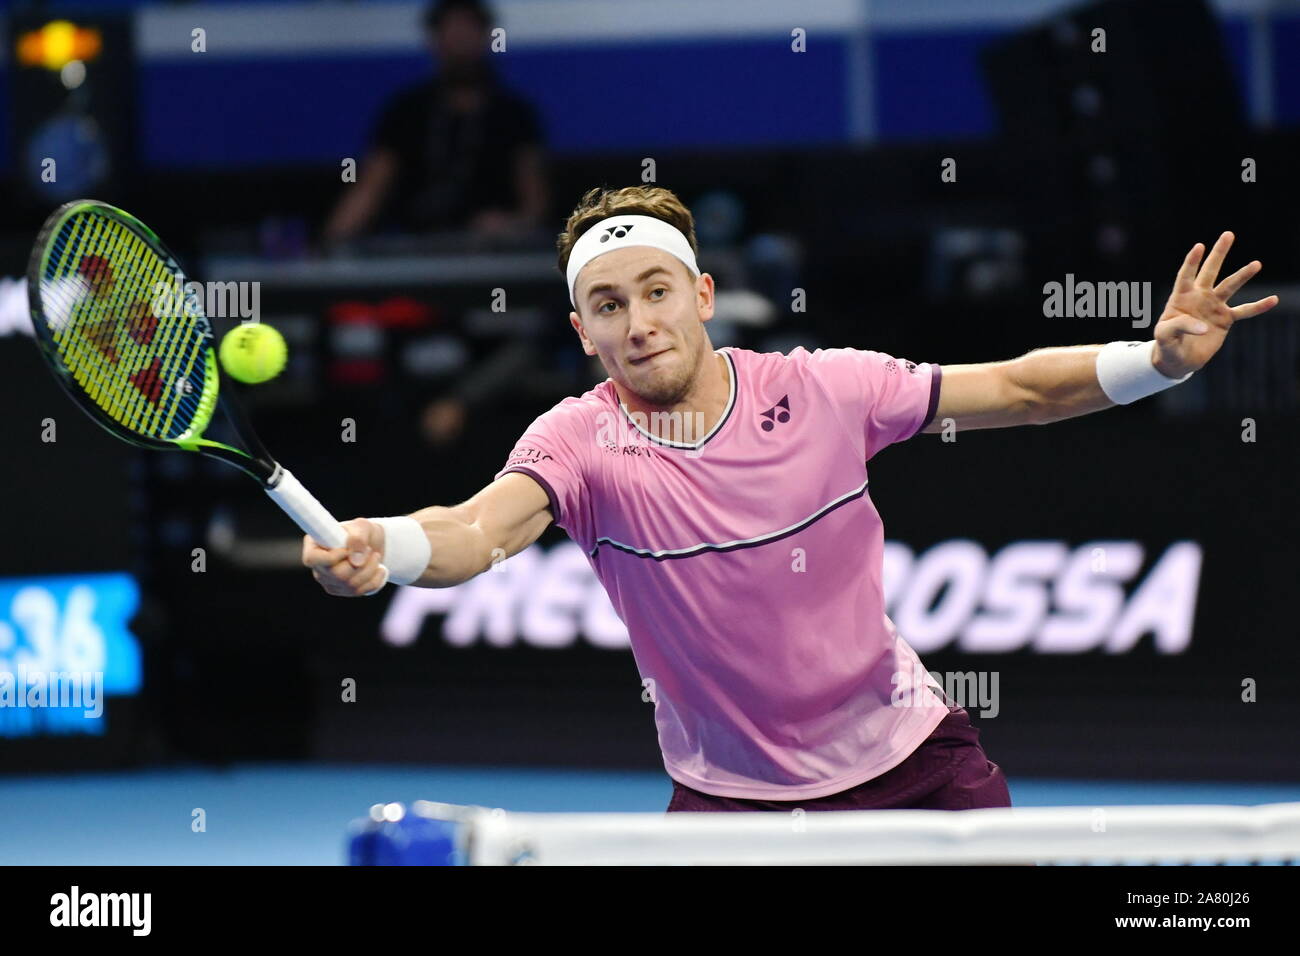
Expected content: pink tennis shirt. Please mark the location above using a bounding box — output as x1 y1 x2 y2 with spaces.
494 346 951 799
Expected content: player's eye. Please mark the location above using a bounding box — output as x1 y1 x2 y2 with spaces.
650 287 667 299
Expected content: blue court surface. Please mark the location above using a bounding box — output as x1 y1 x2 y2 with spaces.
0 766 1297 865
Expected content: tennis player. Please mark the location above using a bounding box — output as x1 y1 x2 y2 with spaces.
303 186 1277 812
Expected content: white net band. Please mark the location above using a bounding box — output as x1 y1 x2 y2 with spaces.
351 800 1300 866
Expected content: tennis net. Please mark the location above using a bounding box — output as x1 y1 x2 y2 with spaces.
347 800 1300 866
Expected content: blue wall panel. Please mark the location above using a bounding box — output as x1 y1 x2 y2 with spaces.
515 40 850 155
1272 14 1300 126
140 54 428 167
140 39 851 168
871 28 1003 141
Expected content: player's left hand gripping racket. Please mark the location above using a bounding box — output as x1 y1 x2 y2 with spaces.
27 199 388 588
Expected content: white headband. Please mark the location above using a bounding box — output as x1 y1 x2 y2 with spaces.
565 214 700 308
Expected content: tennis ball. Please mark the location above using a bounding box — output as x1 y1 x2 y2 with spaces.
219 322 287 384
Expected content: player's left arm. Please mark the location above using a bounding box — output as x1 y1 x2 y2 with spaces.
921 232 1279 432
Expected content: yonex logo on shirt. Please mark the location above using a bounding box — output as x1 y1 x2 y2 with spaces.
759 395 790 432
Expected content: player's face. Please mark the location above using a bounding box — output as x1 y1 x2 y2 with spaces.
572 247 714 407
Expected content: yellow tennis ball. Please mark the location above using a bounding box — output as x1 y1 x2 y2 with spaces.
219 322 287 384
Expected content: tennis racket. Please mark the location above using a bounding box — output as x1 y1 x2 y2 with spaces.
27 199 388 586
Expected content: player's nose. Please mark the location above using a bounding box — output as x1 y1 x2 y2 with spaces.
625 304 660 343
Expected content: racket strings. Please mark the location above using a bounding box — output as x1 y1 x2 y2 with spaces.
46 215 158 422
39 211 213 441
59 217 141 417
74 220 185 434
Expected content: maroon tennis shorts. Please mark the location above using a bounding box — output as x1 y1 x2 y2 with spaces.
666 704 1011 812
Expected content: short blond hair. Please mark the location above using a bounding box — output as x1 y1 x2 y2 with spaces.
556 186 699 280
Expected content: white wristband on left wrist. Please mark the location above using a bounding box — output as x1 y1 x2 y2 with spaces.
1096 340 1192 405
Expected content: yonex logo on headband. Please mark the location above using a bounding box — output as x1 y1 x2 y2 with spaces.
601 224 635 242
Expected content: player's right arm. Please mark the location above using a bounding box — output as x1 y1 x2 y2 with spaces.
302 472 553 597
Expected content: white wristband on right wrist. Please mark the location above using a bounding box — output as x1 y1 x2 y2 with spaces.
1095 340 1192 405
369 516 431 586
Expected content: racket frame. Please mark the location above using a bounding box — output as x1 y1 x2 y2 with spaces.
27 199 387 567
27 199 280 486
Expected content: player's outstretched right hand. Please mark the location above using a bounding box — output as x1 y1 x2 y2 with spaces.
302 518 388 597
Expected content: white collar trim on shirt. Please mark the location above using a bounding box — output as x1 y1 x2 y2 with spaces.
617 349 736 450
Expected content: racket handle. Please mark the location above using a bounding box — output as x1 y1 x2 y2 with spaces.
267 468 391 594
266 468 348 547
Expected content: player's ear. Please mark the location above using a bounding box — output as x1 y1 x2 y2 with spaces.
696 273 715 323
570 311 597 356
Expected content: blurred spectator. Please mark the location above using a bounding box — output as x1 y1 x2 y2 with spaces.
323 0 548 245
